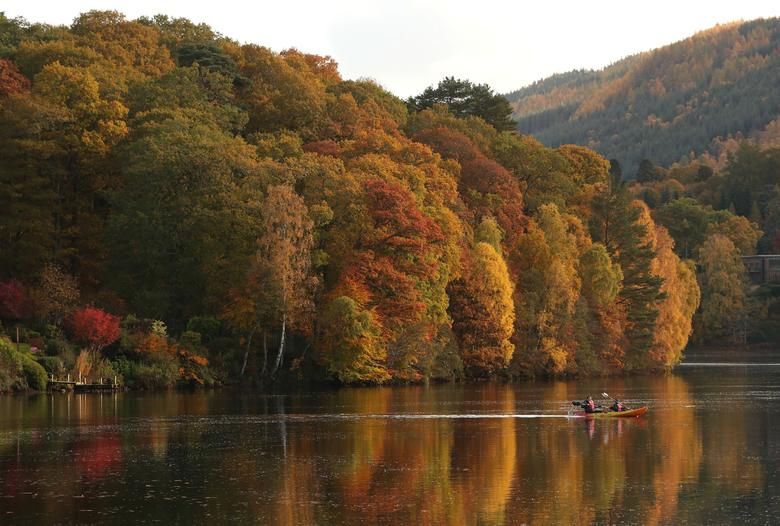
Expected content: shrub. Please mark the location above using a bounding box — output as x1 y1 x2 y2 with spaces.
179 330 202 348
20 355 48 390
121 314 145 332
113 357 177 389
37 356 64 376
0 337 22 392
186 317 220 341
90 358 120 384
43 324 62 340
0 369 15 392
46 336 73 356
150 320 167 337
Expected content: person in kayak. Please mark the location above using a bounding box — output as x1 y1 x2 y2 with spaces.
583 395 597 413
610 399 624 412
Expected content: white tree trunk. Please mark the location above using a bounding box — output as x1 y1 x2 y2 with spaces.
240 325 257 377
272 313 286 375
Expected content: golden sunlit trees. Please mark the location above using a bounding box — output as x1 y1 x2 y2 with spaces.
237 45 330 140
705 212 762 255
317 296 389 384
221 185 316 378
256 185 317 374
70 10 174 94
579 243 623 308
0 10 708 385
698 234 748 342
649 226 700 368
511 204 581 375
324 174 451 380
448 242 515 377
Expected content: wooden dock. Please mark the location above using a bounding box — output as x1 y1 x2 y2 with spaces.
47 376 124 392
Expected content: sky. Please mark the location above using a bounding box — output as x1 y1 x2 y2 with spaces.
3 1 780 98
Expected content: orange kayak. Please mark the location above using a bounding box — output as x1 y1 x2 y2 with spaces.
575 406 648 419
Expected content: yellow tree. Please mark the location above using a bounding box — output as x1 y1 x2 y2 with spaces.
698 234 748 342
70 10 174 93
705 212 763 255
511 204 581 375
448 242 515 376
649 226 700 368
317 296 389 384
237 45 330 140
257 185 317 376
579 243 623 308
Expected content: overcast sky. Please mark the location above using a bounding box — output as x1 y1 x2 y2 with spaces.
4 1 780 97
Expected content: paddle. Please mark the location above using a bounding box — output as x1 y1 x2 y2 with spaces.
601 392 630 411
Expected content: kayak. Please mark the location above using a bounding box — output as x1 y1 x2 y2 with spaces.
575 406 648 419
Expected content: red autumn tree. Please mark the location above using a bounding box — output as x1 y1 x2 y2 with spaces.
460 157 526 242
69 307 121 354
0 59 31 97
411 125 526 244
0 279 32 320
364 177 444 255
337 252 426 331
303 139 342 157
412 126 481 163
326 176 445 366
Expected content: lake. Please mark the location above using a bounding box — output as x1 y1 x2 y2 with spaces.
1 353 779 525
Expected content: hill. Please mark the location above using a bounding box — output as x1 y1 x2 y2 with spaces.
505 18 780 175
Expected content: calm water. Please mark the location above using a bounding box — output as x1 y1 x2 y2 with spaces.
2 357 780 525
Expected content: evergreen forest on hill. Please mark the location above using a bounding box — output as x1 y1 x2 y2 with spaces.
0 10 770 392
505 18 780 175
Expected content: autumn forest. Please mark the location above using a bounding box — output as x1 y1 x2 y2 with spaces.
2 11 771 391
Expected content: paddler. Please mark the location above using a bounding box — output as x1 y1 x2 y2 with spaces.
583 395 597 413
610 399 624 412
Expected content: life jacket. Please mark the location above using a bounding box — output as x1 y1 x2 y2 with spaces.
585 399 595 412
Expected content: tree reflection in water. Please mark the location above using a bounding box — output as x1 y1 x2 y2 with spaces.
0 367 776 524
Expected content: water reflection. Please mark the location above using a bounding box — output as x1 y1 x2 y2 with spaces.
0 368 778 524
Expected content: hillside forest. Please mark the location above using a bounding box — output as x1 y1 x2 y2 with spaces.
506 18 780 175
0 10 757 391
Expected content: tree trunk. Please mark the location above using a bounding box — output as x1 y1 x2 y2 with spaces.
240 325 257 377
261 329 268 376
272 313 286 376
